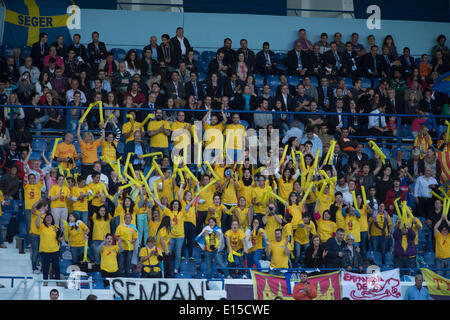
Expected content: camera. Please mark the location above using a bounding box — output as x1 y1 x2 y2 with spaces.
224 168 232 177
56 228 64 240
68 158 74 164
209 245 216 251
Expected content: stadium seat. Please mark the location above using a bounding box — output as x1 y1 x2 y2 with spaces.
343 77 353 88
309 77 318 87
362 147 373 160
180 261 196 276
1 44 14 57
21 46 31 59
373 78 380 88
198 61 209 74
267 75 280 87
424 252 434 267
32 138 48 153
132 48 143 58
73 140 82 153
201 50 216 64
193 50 200 62
399 124 413 138
277 64 287 72
340 157 348 168
380 147 391 160
253 74 265 87
287 76 300 87
361 77 372 88
240 120 249 130
192 247 202 262
197 71 207 82
110 48 126 61
365 250 375 261
275 52 287 64
414 57 422 68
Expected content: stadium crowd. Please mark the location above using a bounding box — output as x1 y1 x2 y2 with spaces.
0 27 449 284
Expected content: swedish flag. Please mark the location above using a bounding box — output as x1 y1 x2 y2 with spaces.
3 0 74 47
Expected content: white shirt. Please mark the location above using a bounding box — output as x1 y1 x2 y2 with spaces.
177 36 186 55
414 175 438 198
86 173 109 186
368 109 386 129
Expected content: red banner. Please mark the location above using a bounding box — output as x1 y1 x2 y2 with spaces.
252 271 341 300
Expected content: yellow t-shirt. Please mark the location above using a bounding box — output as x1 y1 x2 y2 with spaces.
181 200 196 226
294 220 317 245
139 246 163 273
288 205 303 231
147 120 170 147
269 240 289 269
369 214 392 237
148 219 161 238
156 227 170 253
48 185 71 208
359 206 369 232
115 224 138 251
204 123 224 149
38 224 60 253
71 186 90 212
225 124 246 150
435 232 450 259
54 142 77 169
317 191 335 217
252 185 271 215
234 207 250 231
100 245 119 273
24 182 43 210
87 182 106 207
79 139 101 164
277 178 294 202
92 216 112 241
159 178 175 204
407 216 423 245
101 140 118 163
238 180 253 206
221 181 239 205
335 205 345 230
204 229 220 252
0 190 3 216
114 204 138 226
197 184 216 212
163 207 185 238
225 228 246 251
171 121 191 149
30 210 44 235
249 228 265 253
68 221 89 247
282 222 294 251
123 121 143 143
317 220 337 243
265 214 283 243
206 204 226 227
344 214 361 243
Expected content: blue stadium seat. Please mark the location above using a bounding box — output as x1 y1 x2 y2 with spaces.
32 138 47 153
365 250 375 260
373 78 380 88
193 50 200 62
192 247 202 262
380 147 391 160
132 48 143 58
384 251 394 267
73 140 82 154
180 261 196 276
198 61 209 74
275 52 287 63
21 46 31 59
60 259 73 275
253 74 265 87
414 57 422 68
361 77 372 88
1 44 15 57
343 77 353 88
110 48 126 61
197 71 207 83
362 147 373 160
201 50 216 64
287 76 300 87
277 64 287 72
399 124 413 138
267 75 280 87
424 252 434 267
373 251 383 266
341 157 348 168
309 77 318 87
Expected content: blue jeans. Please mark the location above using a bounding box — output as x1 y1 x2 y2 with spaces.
118 250 133 277
228 249 245 277
91 240 103 264
205 250 229 278
149 146 169 158
371 236 387 263
35 115 50 130
73 210 89 226
29 234 40 271
294 241 309 267
70 246 84 264
246 249 263 275
25 209 31 246
169 237 184 272
394 256 416 276
360 231 368 258
435 258 450 278
182 222 196 259
137 214 149 247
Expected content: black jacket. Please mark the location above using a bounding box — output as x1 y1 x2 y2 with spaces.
307 51 324 73
170 36 192 66
67 43 89 63
255 50 276 74
31 41 49 68
324 237 347 267
286 49 309 75
184 80 204 101
88 41 107 64
236 48 256 73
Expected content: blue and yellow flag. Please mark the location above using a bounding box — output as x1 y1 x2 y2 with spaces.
3 0 75 47
433 71 450 95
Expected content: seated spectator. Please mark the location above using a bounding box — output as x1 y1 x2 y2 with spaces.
43 46 64 68
0 165 20 199
165 71 186 108
255 42 280 75
112 61 132 94
50 67 67 97
324 228 346 268
232 52 249 82
98 51 119 82
303 235 326 268
19 56 40 84
66 78 87 105
342 233 363 273
64 48 85 80
287 41 308 76
183 49 198 74
141 48 161 89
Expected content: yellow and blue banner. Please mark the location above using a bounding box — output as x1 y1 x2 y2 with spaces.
2 0 75 47
433 71 450 96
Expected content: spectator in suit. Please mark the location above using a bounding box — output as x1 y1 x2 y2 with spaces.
170 27 192 66
140 48 161 89
307 44 323 78
208 50 230 82
342 42 358 78
143 35 161 62
364 45 383 79
333 32 346 54
218 38 236 70
184 71 204 106
276 74 296 97
348 144 369 168
159 33 176 81
12 48 24 69
67 33 89 64
165 71 186 107
223 73 242 103
255 42 280 76
380 46 401 79
364 34 380 54
237 39 256 74
4 56 20 84
31 32 49 68
65 49 86 80
314 33 331 54
183 49 198 74
88 78 108 103
368 103 392 140
287 41 309 76
398 47 415 77
324 42 346 77
317 77 333 111
88 31 107 70
205 73 224 108
327 98 348 135
276 84 294 112
51 35 67 59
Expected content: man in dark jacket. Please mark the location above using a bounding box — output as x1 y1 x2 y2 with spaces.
170 27 192 66
287 41 309 76
31 32 49 68
324 228 346 268
123 130 150 171
87 31 107 69
255 42 280 75
67 33 89 63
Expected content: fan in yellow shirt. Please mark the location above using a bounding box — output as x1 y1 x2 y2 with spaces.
67 212 90 264
148 209 162 238
99 233 121 287
275 167 300 203
238 168 254 206
122 111 143 143
206 194 227 227
115 214 138 277
246 218 268 275
342 205 361 244
433 216 450 262
263 203 284 243
54 133 79 170
316 184 335 218
180 187 198 261
29 200 45 272
202 108 226 150
196 175 217 234
233 197 251 231
171 111 191 151
91 205 112 263
252 176 272 220
139 236 164 278
71 177 90 225
48 175 71 230
293 214 317 267
286 192 304 231
113 192 139 226
317 210 337 244
147 108 171 148
155 216 171 278
225 221 248 277
158 169 175 204
266 228 290 270
24 173 43 246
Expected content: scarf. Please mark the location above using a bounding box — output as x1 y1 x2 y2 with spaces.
372 209 389 236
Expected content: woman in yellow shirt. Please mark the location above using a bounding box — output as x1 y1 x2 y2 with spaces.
218 168 240 232
156 216 172 278
71 176 90 225
342 205 361 245
30 200 45 273
91 205 112 264
252 175 272 222
275 166 300 214
433 215 450 278
233 196 251 231
76 122 105 178
113 191 138 226
355 193 372 258
207 194 227 228
67 212 90 265
368 203 392 261
246 218 268 274
293 214 317 267
99 233 121 287
148 208 161 238
48 175 71 231
317 210 337 244
180 187 198 262
139 236 164 278
196 174 216 235
35 201 64 283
